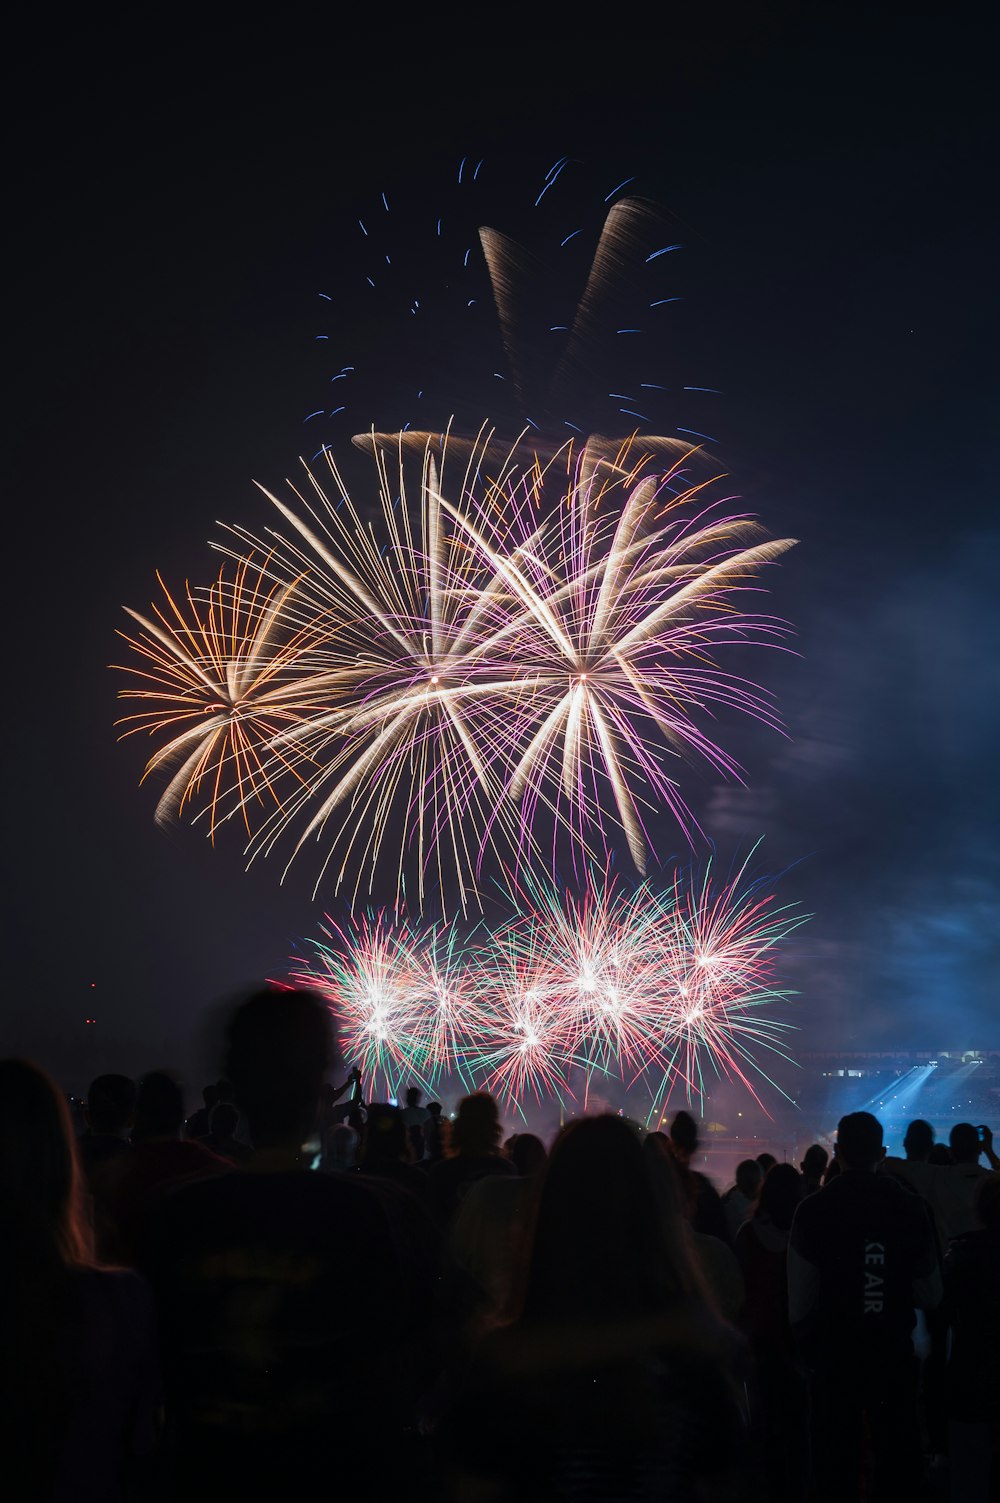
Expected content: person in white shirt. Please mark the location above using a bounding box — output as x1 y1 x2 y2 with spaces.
882 1121 998 1247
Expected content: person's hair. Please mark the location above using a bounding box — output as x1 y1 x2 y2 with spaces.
85 1073 136 1135
363 1104 407 1163
209 1101 239 1138
0 1060 94 1486
427 1101 442 1118
520 1116 690 1323
835 1111 884 1169
735 1158 764 1198
756 1152 778 1176
903 1119 934 1160
669 1110 699 1156
0 1060 92 1267
226 988 334 1149
509 1132 547 1177
755 1162 804 1232
949 1122 981 1164
202 1082 221 1110
405 1086 422 1108
133 1071 184 1140
801 1144 829 1181
928 1143 953 1165
450 1092 502 1157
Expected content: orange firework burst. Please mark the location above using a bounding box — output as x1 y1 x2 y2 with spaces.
114 554 344 838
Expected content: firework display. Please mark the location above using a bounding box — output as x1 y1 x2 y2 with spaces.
114 556 341 840
118 428 795 908
115 161 807 1113
288 856 807 1115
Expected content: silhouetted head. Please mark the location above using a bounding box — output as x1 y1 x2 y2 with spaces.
928 1143 954 1165
133 1072 184 1141
835 1111 885 1171
209 1101 239 1139
509 1132 547 1177
85 1073 136 1135
668 1110 699 1160
523 1115 677 1321
949 1122 981 1164
427 1101 442 1119
756 1152 778 1176
903 1119 934 1161
326 1123 359 1171
0 1059 91 1266
756 1162 804 1231
450 1092 502 1156
201 1082 220 1111
363 1104 407 1163
800 1144 829 1182
735 1158 764 1199
226 988 334 1151
405 1086 422 1109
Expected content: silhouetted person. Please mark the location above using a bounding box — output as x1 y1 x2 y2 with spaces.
651 1132 744 1321
361 1103 429 1200
184 1082 219 1139
666 1110 728 1243
324 1121 359 1171
789 1110 941 1502
423 1099 445 1163
944 1172 1000 1503
756 1151 778 1177
201 1101 252 1162
105 1071 227 1262
78 1073 136 1174
448 1116 744 1500
800 1143 828 1195
77 1074 136 1259
451 1132 548 1311
884 1119 995 1245
141 989 411 1495
400 1084 431 1160
722 1157 763 1241
736 1163 806 1501
427 1092 515 1225
0 1059 161 1501
903 1117 934 1162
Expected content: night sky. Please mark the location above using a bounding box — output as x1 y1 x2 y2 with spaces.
8 11 998 1092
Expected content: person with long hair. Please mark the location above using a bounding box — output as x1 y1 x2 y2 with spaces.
447 1115 745 1501
0 1059 161 1502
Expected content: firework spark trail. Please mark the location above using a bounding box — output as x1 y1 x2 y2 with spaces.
288 912 426 1102
218 423 557 915
644 848 808 1115
114 556 340 839
483 871 669 1103
441 433 796 877
119 429 795 907
470 915 580 1111
289 911 490 1100
289 854 806 1116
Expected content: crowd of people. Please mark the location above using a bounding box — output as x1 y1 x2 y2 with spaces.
2 987 998 1502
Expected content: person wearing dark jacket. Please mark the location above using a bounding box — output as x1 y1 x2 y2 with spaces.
788 1111 941 1503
